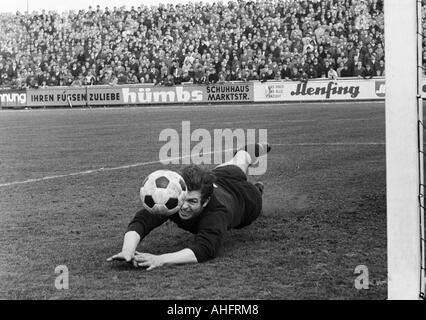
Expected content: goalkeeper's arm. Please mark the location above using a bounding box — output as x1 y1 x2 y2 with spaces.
107 231 140 262
107 208 167 262
133 248 198 270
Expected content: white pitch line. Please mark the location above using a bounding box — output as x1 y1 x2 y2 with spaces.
0 117 383 131
0 148 236 188
215 118 383 125
274 142 385 146
0 100 385 113
1 100 385 112
0 143 385 187
0 160 163 188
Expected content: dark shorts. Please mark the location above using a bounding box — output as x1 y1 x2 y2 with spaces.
213 165 263 229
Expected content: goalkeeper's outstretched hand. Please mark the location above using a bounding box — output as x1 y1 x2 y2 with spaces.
107 251 134 263
133 251 164 271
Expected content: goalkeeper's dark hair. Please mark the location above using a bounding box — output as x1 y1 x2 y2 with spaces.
181 165 216 204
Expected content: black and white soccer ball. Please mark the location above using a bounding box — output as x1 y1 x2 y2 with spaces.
140 170 187 216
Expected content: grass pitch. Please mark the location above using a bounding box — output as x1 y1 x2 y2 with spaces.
0 102 387 299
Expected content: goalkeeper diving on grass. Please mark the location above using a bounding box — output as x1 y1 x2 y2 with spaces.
107 143 271 270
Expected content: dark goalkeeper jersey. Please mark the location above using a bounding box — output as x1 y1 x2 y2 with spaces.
127 165 262 262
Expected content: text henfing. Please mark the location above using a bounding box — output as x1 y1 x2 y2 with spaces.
291 81 360 99
158 121 268 175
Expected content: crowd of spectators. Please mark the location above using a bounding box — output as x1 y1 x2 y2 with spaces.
0 0 389 89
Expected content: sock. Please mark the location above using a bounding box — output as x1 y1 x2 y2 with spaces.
235 143 271 164
244 143 271 157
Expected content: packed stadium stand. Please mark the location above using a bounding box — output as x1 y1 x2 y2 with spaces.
0 0 388 89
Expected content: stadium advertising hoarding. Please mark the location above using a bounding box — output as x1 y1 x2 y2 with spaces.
204 83 253 102
27 87 86 107
25 83 254 107
372 79 426 99
26 87 123 107
0 89 26 108
253 79 383 102
121 85 203 104
86 86 122 106
121 83 253 104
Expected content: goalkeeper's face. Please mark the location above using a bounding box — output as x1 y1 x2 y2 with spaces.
178 190 208 220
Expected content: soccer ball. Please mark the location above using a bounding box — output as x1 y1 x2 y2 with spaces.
140 170 187 216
